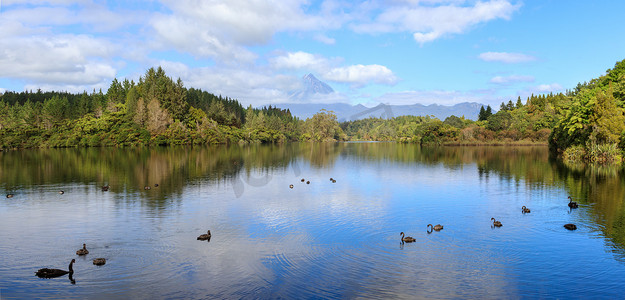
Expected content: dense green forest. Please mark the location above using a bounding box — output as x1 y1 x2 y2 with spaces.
1 60 625 163
0 67 326 147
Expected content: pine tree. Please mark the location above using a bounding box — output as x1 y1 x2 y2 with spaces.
506 100 515 110
478 106 487 121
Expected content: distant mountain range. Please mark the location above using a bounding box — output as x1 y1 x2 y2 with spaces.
272 102 484 121
275 73 486 121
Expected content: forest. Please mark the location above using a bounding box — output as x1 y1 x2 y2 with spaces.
1 59 625 163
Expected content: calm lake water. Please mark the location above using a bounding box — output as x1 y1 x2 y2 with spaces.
2 143 625 299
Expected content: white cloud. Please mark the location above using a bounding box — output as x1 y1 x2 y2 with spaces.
323 64 398 87
271 51 329 70
353 0 520 44
2 2 137 32
271 52 398 88
479 52 537 63
155 62 301 106
150 13 258 63
490 75 534 84
0 34 118 89
152 0 342 62
533 83 563 93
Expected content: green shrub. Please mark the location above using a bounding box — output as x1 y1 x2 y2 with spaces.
562 145 586 162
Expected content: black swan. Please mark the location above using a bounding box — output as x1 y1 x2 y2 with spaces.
400 232 416 243
491 218 503 227
36 259 75 278
568 196 579 208
522 206 531 213
427 224 444 231
76 244 89 255
197 230 212 241
93 258 106 265
564 224 577 230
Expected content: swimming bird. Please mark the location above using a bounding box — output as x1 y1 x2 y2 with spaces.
6 194 14 198
400 232 416 243
568 196 579 208
306 181 310 184
301 178 305 182
427 224 444 231
564 223 577 230
36 259 75 278
491 218 503 227
76 244 89 255
154 184 159 187
101 185 109 191
197 230 211 241
330 178 334 181
331 179 336 183
58 190 64 195
522 206 531 213
93 258 106 266
289 184 294 189
144 186 151 190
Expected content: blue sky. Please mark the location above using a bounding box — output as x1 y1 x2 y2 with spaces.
0 0 624 108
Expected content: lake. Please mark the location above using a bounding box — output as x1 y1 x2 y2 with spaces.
1 143 625 299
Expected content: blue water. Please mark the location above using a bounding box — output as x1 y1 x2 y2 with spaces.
1 144 624 299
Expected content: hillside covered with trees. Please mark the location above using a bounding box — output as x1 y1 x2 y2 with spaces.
2 59 625 163
0 67 344 148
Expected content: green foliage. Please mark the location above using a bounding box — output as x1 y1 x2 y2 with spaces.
486 111 511 131
591 87 625 144
585 142 622 164
562 145 586 162
443 115 466 128
42 95 69 129
550 60 625 163
303 109 346 142
2 60 624 158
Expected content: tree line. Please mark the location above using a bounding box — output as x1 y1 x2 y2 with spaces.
1 59 625 163
0 67 346 148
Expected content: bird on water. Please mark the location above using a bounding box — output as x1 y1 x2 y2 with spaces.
36 259 75 278
76 244 89 255
197 230 212 241
427 224 444 232
400 232 416 243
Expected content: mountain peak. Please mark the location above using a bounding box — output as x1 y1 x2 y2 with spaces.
289 73 334 100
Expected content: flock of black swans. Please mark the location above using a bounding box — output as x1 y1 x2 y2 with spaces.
4 177 581 284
